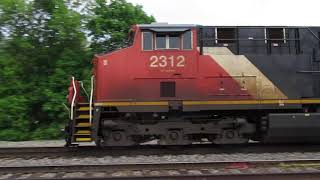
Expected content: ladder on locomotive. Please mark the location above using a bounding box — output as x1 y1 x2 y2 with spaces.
73 103 93 142
70 76 94 144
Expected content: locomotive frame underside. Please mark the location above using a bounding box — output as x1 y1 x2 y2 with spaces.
88 102 320 147
65 24 320 147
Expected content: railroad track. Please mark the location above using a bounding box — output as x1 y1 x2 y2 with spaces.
1 143 320 159
2 159 320 179
2 144 320 179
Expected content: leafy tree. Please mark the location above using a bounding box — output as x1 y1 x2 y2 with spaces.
0 0 31 140
87 0 155 53
0 0 89 140
0 0 154 141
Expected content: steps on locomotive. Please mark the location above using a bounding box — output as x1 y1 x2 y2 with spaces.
73 103 93 143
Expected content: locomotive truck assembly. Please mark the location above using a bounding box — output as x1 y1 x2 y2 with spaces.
65 23 320 147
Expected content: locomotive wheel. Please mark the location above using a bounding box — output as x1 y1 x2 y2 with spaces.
101 130 138 146
159 130 191 145
212 130 249 144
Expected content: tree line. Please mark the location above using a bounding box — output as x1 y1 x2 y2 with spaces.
0 0 155 140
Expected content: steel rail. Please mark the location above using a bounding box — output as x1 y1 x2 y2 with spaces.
31 173 320 180
1 143 320 158
1 160 320 179
2 159 320 172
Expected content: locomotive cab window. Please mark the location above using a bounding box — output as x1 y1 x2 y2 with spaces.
156 34 167 49
142 31 153 50
216 28 236 44
169 34 180 49
183 30 192 50
142 30 193 51
267 28 286 44
156 33 181 49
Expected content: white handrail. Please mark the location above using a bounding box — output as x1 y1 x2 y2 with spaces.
80 81 89 100
89 75 94 124
70 76 77 120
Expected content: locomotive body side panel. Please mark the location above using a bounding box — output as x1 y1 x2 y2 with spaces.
199 26 320 100
93 25 320 111
94 27 253 102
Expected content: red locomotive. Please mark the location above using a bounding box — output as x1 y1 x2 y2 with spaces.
65 23 320 146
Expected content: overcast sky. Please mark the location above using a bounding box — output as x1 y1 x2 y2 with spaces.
127 0 319 26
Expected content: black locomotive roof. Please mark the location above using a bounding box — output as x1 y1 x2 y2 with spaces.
138 23 197 28
138 23 197 32
138 23 320 29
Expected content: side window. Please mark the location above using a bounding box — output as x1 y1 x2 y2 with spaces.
217 28 236 44
267 28 285 44
147 30 192 50
169 34 180 49
156 33 181 49
183 31 192 50
143 32 153 50
156 34 166 49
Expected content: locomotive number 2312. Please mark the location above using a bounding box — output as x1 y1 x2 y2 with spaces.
149 55 185 68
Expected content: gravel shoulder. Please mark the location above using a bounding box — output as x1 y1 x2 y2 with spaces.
0 140 65 148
